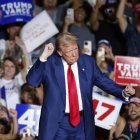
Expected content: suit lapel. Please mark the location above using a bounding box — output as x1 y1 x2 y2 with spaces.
77 56 92 113
77 56 88 101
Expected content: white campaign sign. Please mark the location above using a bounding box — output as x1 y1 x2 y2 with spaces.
20 10 59 53
92 92 123 130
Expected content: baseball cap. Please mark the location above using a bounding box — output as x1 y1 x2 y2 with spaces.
102 0 118 8
129 97 140 107
106 0 118 5
97 39 112 48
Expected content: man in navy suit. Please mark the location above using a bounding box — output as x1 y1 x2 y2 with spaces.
26 32 135 140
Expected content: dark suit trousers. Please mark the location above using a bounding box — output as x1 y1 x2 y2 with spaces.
54 114 86 140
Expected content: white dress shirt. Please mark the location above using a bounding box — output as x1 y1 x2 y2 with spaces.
62 59 83 113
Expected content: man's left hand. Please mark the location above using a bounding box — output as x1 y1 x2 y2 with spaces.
124 85 135 97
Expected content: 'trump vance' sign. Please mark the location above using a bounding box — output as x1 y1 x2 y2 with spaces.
0 0 33 25
114 56 140 87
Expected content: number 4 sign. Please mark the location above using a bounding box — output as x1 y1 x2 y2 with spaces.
92 92 123 130
16 104 41 136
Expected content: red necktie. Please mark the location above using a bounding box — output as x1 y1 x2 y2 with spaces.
67 65 80 126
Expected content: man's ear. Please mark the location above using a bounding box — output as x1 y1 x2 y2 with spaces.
57 50 62 56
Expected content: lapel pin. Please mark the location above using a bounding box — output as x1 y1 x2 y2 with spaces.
82 68 85 71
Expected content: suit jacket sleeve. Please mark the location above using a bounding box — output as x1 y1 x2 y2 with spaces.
26 58 46 87
93 60 124 99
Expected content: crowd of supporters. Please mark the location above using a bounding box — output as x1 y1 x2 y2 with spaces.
0 0 140 139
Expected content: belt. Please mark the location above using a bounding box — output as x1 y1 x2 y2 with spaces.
64 110 84 116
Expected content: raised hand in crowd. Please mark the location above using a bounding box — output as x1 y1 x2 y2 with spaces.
8 109 18 139
15 36 32 82
0 108 18 140
90 0 106 31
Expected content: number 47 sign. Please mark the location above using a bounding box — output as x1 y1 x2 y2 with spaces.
92 92 123 130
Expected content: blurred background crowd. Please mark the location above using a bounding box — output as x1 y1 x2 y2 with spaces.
0 0 140 139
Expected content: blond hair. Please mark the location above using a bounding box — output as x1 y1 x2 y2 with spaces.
55 32 79 51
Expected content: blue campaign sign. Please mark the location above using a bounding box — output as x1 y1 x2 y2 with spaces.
0 0 34 25
16 104 41 136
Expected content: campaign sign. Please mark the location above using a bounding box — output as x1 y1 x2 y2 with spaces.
20 10 59 53
0 86 7 107
92 92 122 130
16 104 41 136
0 0 33 25
114 56 140 87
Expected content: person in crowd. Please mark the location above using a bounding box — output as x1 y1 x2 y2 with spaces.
1 23 26 71
27 32 135 140
0 57 21 109
68 0 91 11
0 37 31 109
42 0 69 30
116 0 140 56
65 0 93 22
91 0 127 56
0 118 11 135
96 39 114 73
109 97 140 140
0 104 18 140
20 83 41 105
33 0 43 16
42 0 92 30
63 5 96 55
93 39 115 99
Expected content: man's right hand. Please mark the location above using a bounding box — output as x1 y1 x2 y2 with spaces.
40 43 54 61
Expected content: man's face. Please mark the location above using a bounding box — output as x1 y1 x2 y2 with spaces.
128 103 140 121
58 44 79 65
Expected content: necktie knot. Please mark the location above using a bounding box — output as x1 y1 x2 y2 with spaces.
68 64 72 68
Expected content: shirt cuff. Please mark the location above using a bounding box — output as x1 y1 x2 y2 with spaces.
39 57 47 62
122 90 129 102
27 65 33 72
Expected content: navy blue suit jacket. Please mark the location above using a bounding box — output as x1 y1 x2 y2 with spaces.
27 54 123 140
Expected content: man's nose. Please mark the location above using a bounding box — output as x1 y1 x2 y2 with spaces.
72 50 76 56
